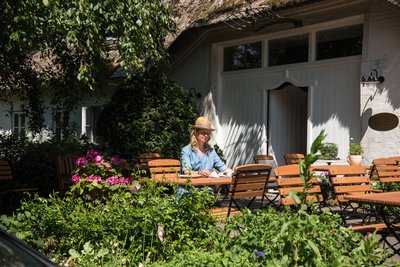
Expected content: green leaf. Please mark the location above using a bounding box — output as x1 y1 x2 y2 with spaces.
69 249 80 259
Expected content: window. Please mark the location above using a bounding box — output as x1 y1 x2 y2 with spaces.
223 42 262 71
52 111 62 138
12 113 27 134
82 106 102 142
268 34 309 66
316 24 363 60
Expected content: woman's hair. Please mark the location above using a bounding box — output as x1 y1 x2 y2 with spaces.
190 129 212 152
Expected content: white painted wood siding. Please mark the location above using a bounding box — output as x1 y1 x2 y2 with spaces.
219 60 361 167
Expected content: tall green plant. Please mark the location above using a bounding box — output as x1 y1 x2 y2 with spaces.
289 130 327 208
97 72 199 161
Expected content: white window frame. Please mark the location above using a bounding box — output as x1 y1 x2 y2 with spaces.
12 112 28 134
81 106 102 143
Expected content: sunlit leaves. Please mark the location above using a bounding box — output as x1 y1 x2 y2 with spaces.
1 0 174 90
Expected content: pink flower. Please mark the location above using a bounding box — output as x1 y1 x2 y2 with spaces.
125 177 132 185
93 155 104 164
93 176 102 183
131 184 140 193
110 157 120 165
106 176 118 186
86 150 100 159
87 175 94 182
118 177 126 185
71 174 81 184
105 163 112 170
75 157 87 168
110 157 127 166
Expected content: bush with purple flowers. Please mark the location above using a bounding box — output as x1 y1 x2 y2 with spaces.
70 150 140 196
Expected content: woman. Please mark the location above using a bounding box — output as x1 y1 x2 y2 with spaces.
181 116 233 176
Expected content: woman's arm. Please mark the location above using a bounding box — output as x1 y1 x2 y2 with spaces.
211 149 229 173
180 146 193 174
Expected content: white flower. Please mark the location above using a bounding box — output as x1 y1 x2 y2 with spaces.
157 225 164 243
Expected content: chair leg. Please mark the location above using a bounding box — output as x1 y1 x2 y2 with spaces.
263 192 281 210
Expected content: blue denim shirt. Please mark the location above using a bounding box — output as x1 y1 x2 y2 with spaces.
180 144 227 174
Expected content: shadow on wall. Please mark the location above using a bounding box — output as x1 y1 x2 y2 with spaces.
222 119 264 167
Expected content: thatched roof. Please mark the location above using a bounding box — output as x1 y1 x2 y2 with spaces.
165 0 311 47
166 0 400 51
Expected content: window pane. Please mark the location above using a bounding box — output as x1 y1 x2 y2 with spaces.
269 34 309 66
14 114 19 128
316 24 363 60
224 42 261 71
20 114 26 130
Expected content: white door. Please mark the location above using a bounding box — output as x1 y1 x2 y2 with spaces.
268 84 308 166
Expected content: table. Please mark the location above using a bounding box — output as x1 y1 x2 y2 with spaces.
344 192 400 255
154 175 233 187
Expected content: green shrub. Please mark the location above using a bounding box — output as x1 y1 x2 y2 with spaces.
152 208 391 267
0 179 218 266
96 72 198 162
0 131 29 164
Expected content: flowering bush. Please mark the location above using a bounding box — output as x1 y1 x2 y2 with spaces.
70 150 140 196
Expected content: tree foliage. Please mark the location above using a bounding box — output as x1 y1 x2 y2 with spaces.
97 72 198 162
0 0 174 133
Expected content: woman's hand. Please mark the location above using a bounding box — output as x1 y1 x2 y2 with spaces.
198 170 211 177
224 168 234 174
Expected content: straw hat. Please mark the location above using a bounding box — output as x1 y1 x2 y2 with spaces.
192 116 215 131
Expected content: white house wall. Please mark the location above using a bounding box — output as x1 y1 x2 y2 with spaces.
361 1 400 164
219 60 361 167
0 86 116 138
168 1 400 168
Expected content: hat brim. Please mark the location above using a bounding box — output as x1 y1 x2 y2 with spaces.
192 125 215 131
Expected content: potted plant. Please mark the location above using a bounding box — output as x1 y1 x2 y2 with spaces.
318 142 338 160
348 143 364 166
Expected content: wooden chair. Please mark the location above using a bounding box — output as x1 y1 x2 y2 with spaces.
369 158 400 191
56 154 78 197
0 160 39 195
386 156 400 164
329 165 386 232
284 153 305 165
139 153 162 176
148 159 181 182
274 164 325 211
211 164 272 218
253 155 280 209
0 160 38 212
0 160 13 185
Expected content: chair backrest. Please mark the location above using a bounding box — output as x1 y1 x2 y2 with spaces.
284 153 305 165
253 155 277 176
139 153 162 166
386 156 400 164
0 160 13 183
229 164 272 199
328 165 372 203
139 153 162 175
370 157 400 187
56 154 78 196
274 164 323 205
253 155 273 162
148 159 181 182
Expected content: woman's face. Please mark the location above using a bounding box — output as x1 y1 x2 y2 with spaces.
195 129 211 143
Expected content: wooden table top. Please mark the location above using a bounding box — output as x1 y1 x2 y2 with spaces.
344 192 400 207
310 165 370 172
154 175 233 186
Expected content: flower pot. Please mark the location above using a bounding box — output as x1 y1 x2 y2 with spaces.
347 155 363 166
